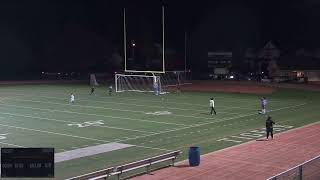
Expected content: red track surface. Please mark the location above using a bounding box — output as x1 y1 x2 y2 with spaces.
132 123 320 180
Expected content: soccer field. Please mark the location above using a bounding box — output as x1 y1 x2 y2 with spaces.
0 84 319 179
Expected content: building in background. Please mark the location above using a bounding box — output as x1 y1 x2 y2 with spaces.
207 51 233 80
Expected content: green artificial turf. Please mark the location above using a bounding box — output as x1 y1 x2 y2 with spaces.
0 84 319 179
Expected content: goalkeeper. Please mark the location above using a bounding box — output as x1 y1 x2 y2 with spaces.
153 79 160 95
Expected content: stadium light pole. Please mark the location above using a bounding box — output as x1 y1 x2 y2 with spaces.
123 8 127 71
162 5 165 73
123 5 165 74
184 30 187 76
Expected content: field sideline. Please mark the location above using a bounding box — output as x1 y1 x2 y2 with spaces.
0 84 319 179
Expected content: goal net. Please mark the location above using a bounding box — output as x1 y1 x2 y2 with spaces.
115 73 162 95
160 71 191 88
115 71 191 94
90 74 99 86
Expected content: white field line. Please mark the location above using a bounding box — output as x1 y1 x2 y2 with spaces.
0 123 172 152
0 123 111 143
1 88 295 105
3 97 235 121
110 88 299 104
133 145 172 152
0 110 155 134
1 91 262 111
0 98 307 142
1 92 241 114
144 117 260 147
211 96 302 103
0 142 26 147
3 90 300 117
0 108 258 151
116 103 308 143
0 102 308 152
81 94 305 109
198 103 306 127
0 103 189 127
115 113 260 143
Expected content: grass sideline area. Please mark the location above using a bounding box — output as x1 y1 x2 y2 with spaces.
0 84 319 179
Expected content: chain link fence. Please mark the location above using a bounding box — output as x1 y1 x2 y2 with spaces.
267 155 320 180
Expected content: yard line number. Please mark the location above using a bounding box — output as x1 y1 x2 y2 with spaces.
145 111 172 116
0 133 8 140
67 120 104 128
217 124 294 143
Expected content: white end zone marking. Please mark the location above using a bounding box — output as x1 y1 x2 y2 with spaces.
55 143 134 163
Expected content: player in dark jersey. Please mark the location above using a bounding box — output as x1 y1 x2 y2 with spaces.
266 116 275 139
90 86 95 95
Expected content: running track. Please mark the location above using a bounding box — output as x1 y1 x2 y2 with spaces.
133 123 320 180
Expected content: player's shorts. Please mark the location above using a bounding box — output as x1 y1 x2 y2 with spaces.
266 128 273 132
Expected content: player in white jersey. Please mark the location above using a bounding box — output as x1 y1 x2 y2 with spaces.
260 97 267 114
108 85 113 96
70 93 75 103
210 98 216 115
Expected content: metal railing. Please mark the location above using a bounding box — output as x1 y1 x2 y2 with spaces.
266 154 320 180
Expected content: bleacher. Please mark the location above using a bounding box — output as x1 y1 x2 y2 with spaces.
67 150 182 180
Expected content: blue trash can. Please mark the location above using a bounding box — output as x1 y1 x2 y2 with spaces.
189 146 200 166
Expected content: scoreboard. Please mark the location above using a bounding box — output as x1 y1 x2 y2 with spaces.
1 148 54 178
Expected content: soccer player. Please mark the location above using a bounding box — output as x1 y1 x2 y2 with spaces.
108 85 113 96
153 80 159 95
260 97 268 114
266 116 275 139
90 86 95 95
70 93 75 103
209 98 216 115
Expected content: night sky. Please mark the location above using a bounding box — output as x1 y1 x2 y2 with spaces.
0 0 320 79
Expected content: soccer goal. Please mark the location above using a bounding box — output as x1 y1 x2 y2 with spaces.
160 70 191 87
115 73 163 94
115 71 191 94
